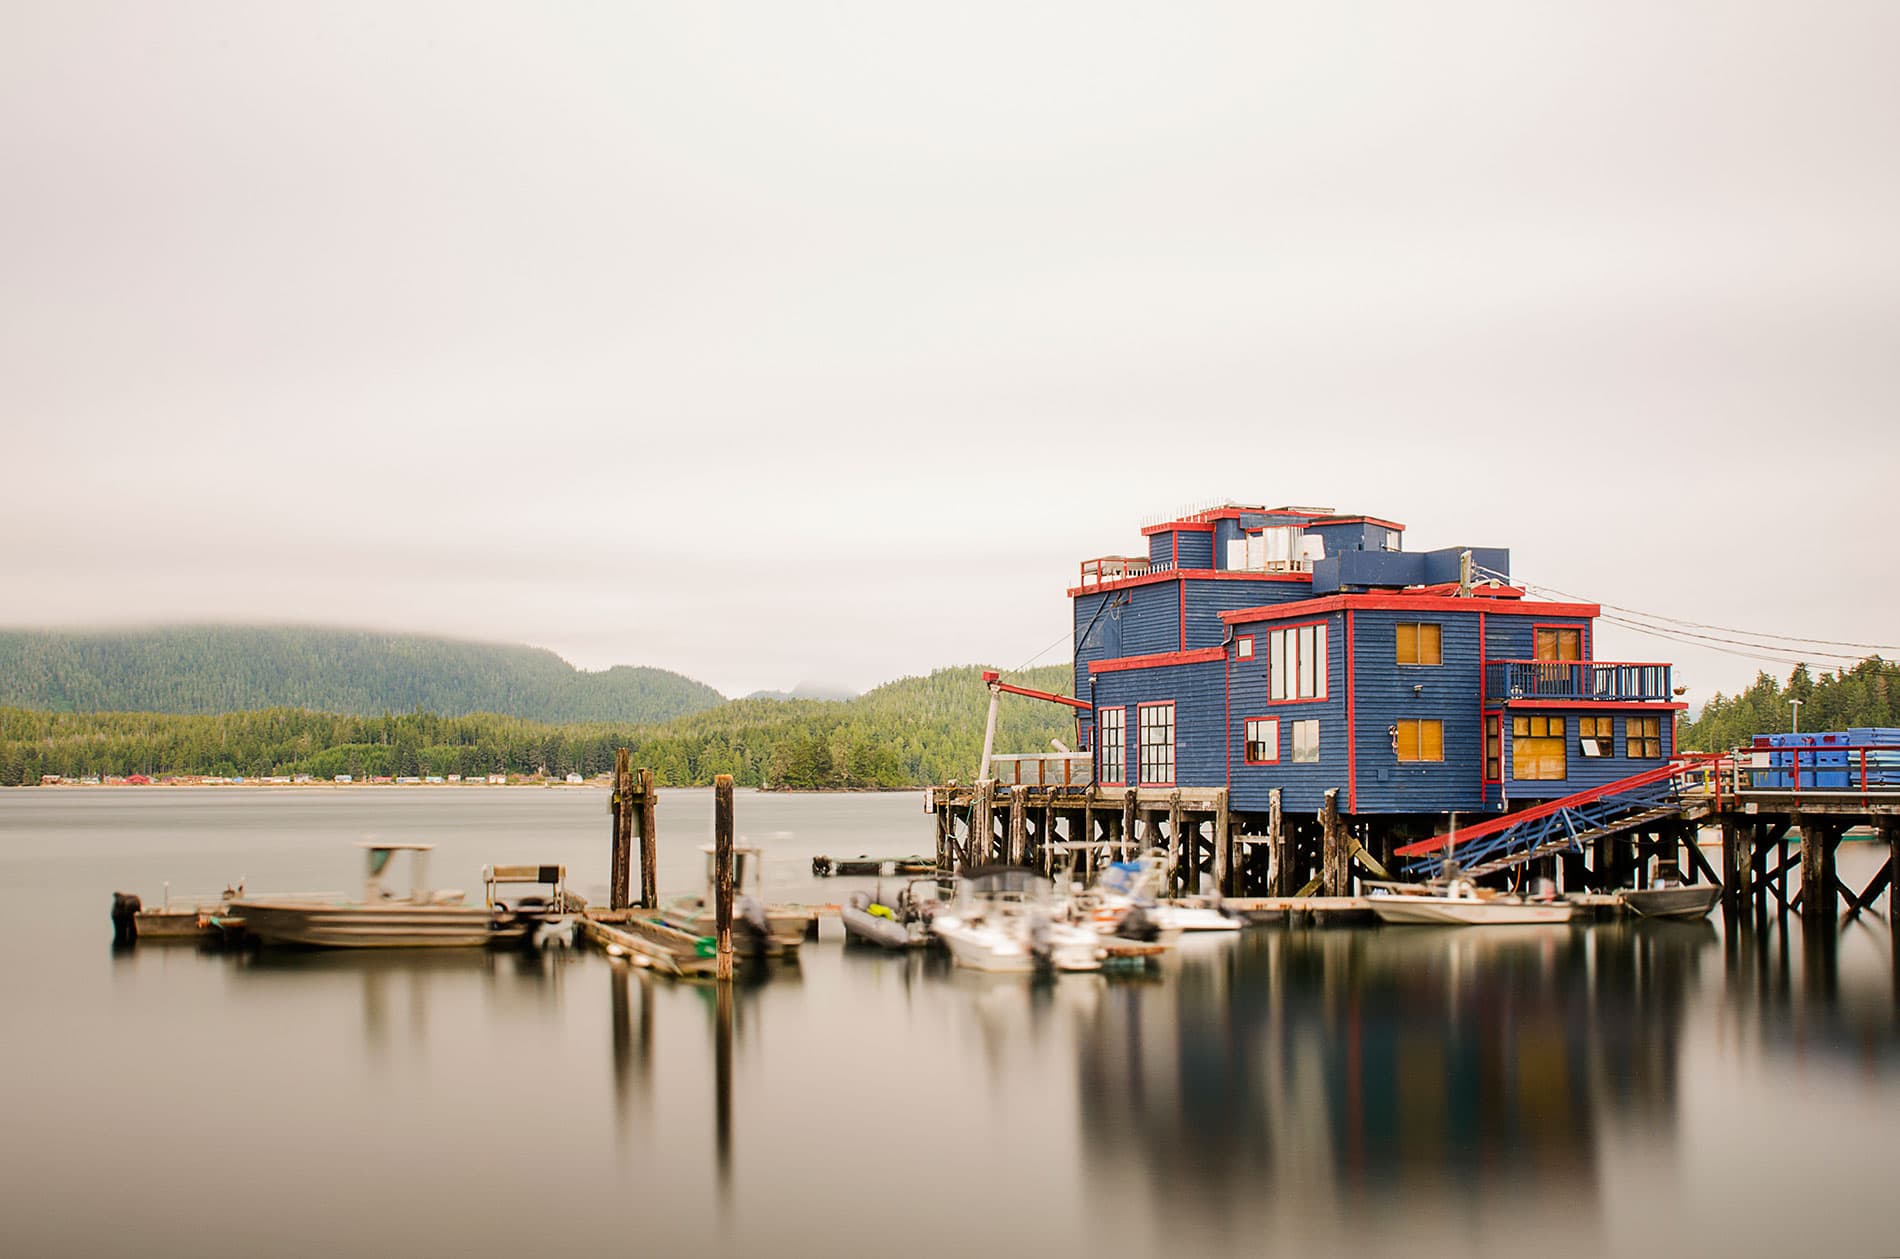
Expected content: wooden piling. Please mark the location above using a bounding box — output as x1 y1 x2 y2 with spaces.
1121 789 1138 863
1321 788 1346 897
714 774 735 981
971 780 995 869
610 749 634 911
637 768 657 908
1168 791 1184 895
1007 786 1027 866
1269 788 1288 896
1885 816 1900 929
1213 791 1232 896
1798 814 1833 924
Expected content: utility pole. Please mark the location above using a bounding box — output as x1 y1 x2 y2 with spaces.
1789 698 1803 734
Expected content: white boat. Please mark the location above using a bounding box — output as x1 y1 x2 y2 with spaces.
233 844 562 949
665 844 807 958
1080 854 1239 938
933 867 1105 973
1370 877 1574 926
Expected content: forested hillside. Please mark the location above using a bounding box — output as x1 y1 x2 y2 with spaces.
0 665 1078 789
0 627 724 725
1678 657 1900 750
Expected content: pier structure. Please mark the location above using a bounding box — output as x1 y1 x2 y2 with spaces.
929 501 1900 924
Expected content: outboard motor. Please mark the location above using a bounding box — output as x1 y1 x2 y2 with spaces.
111 892 141 944
1117 905 1161 942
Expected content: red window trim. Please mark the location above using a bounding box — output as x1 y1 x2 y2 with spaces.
1097 706 1128 785
1265 619 1331 705
1235 635 1254 661
1530 622 1589 663
1242 715 1279 765
1136 701 1176 786
1483 712 1504 785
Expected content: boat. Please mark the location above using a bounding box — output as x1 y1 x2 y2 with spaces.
1369 876 1574 926
1079 855 1239 939
664 844 808 958
1621 864 1720 920
813 854 936 878
113 882 250 942
841 879 938 949
232 844 567 949
932 866 1105 973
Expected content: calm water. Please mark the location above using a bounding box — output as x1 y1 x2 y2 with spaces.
2 788 1897 1259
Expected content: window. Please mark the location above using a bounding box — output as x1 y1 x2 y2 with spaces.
1628 716 1662 759
1578 715 1614 758
1098 708 1126 785
1396 622 1442 666
1291 719 1320 764
1484 715 1502 782
1534 627 1582 661
1138 704 1175 785
1243 717 1278 765
1394 719 1444 762
1236 635 1254 661
1267 623 1328 701
1512 715 1567 780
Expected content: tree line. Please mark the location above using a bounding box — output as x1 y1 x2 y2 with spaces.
1677 657 1900 751
0 665 1078 789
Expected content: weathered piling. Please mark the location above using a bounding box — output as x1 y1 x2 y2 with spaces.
610 750 634 910
638 767 657 907
714 774 735 981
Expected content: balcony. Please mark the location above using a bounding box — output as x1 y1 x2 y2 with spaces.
989 753 1094 787
1484 660 1673 703
1078 556 1167 586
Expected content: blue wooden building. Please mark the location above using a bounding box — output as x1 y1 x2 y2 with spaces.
1070 503 1683 828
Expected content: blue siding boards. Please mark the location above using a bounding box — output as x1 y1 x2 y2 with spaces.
1482 614 1593 662
1348 610 1487 814
1073 591 1123 699
1175 530 1214 570
1148 532 1174 566
1091 660 1226 790
1121 582 1183 657
1182 579 1310 649
1226 611 1349 814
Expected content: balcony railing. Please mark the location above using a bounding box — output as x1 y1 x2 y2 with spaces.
1483 660 1673 703
989 753 1094 787
1079 556 1166 586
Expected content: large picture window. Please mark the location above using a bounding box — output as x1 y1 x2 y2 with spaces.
1512 715 1567 780
1627 716 1662 759
1243 717 1278 765
1098 708 1126 785
1268 623 1328 701
1534 627 1583 661
1138 703 1175 785
1394 719 1444 762
1291 719 1320 764
1396 622 1442 666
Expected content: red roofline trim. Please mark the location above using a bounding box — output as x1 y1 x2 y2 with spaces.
1219 594 1602 624
1088 647 1226 675
1068 570 1313 598
1140 521 1218 536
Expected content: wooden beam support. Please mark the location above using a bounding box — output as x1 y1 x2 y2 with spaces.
713 774 735 982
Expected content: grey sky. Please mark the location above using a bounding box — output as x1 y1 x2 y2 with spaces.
4 3 1896 701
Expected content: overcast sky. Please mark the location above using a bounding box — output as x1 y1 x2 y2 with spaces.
3 3 1896 700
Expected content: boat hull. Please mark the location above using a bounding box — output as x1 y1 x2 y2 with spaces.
841 905 913 949
1372 896 1574 926
233 901 508 948
933 919 1037 972
1621 885 1720 921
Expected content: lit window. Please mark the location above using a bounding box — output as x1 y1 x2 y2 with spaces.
1512 715 1567 780
1243 717 1278 765
1395 719 1444 762
1268 623 1328 701
1236 636 1254 661
1291 719 1320 764
1534 628 1582 662
1098 708 1125 785
1628 716 1662 759
1396 622 1442 666
1578 715 1614 757
1138 704 1175 785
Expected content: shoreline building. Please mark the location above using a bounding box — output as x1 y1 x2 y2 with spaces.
1071 503 1683 834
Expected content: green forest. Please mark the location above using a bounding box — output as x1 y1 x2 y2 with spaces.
1677 657 1900 751
0 627 725 725
0 665 1077 789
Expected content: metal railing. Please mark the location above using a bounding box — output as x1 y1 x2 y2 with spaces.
988 753 1094 787
1483 659 1673 703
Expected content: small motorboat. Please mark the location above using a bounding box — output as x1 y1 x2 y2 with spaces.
841 879 937 949
666 844 807 958
1621 864 1720 920
1370 876 1574 926
932 866 1104 973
